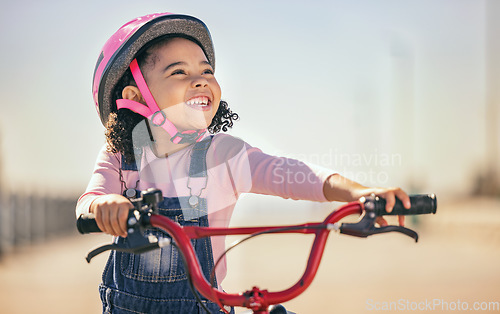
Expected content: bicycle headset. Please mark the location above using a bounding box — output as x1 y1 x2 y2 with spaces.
92 13 216 144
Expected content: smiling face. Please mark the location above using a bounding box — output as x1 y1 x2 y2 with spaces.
140 37 221 132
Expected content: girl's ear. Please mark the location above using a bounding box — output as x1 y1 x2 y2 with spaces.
122 85 145 104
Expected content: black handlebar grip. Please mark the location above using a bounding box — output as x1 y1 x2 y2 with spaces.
370 194 437 216
77 213 102 234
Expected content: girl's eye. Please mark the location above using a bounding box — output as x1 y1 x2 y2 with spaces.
203 68 214 75
171 69 186 75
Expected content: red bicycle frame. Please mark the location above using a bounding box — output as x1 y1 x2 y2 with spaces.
148 201 363 313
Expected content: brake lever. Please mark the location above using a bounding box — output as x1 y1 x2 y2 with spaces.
85 206 170 263
339 207 419 242
84 189 171 263
85 232 168 263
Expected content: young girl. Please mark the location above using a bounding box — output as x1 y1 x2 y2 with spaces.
77 12 411 313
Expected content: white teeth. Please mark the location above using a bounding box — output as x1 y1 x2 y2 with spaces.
187 96 209 106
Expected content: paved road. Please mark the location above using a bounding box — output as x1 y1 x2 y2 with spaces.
0 232 109 313
0 197 499 313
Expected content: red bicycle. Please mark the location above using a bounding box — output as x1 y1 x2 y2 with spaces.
77 189 437 314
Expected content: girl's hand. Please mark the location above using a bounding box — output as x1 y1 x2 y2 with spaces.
323 174 411 226
356 187 411 227
90 194 133 237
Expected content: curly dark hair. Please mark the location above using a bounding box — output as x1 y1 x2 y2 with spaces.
105 39 239 164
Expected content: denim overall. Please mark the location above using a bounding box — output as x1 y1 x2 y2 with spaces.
99 137 232 313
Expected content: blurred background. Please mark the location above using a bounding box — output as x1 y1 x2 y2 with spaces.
0 0 498 313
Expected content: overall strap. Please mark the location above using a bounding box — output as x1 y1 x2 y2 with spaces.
121 153 141 171
185 136 213 219
119 151 142 198
189 136 213 178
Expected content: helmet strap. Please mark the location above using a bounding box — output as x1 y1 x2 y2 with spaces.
115 59 207 144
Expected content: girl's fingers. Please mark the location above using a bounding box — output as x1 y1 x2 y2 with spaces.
376 217 388 227
117 206 130 237
91 195 133 237
94 206 107 234
109 205 131 237
373 188 408 227
107 206 122 236
394 188 411 209
384 191 396 213
100 205 112 235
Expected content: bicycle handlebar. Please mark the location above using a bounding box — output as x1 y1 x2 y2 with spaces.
76 194 437 235
76 213 100 234
76 191 437 313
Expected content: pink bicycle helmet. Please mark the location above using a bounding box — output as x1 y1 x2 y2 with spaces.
92 13 215 128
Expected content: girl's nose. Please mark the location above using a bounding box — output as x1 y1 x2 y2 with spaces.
191 76 208 88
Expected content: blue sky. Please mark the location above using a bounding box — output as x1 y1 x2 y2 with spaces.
0 0 493 197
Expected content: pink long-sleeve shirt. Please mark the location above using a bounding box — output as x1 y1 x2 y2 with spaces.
77 133 333 283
